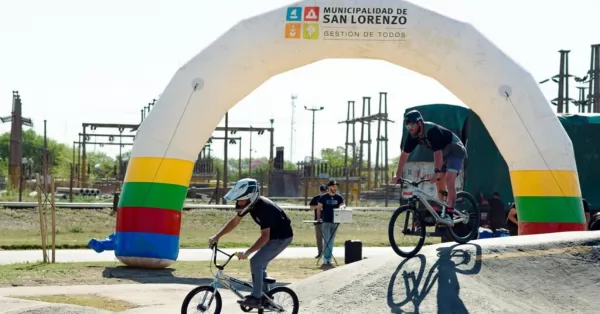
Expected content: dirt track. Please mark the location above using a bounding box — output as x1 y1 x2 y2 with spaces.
291 231 600 314
1 231 599 313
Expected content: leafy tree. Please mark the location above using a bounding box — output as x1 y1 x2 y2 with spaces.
0 156 7 176
319 146 349 168
86 151 115 180
0 129 72 178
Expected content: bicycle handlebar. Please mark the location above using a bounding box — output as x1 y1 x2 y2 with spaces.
210 242 238 269
397 177 438 187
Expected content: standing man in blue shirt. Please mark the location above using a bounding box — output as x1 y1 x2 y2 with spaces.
316 180 345 266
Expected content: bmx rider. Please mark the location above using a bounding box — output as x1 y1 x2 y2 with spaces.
393 109 467 225
208 178 294 309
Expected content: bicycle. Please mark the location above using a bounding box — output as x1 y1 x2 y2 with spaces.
388 177 480 258
180 242 300 314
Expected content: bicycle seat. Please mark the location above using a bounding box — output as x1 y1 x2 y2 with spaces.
264 277 276 284
439 190 448 197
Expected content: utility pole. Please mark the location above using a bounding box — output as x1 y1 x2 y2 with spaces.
223 112 229 205
305 106 324 170
304 105 324 205
290 94 297 163
249 126 253 176
1 91 33 189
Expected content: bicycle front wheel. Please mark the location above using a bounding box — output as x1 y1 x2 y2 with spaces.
181 285 222 314
388 205 426 258
447 191 480 244
259 286 299 314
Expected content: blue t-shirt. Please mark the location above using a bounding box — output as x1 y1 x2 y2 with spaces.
318 193 344 223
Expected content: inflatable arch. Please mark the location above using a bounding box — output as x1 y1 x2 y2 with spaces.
113 0 586 268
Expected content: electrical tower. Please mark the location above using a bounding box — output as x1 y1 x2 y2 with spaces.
290 94 297 163
539 50 574 113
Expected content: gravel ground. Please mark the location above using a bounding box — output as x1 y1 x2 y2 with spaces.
290 231 600 314
2 231 600 313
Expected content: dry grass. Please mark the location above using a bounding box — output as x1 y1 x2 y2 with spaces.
0 259 339 287
14 294 138 312
0 208 441 249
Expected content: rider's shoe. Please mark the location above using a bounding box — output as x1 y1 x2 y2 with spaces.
440 208 455 227
237 295 263 309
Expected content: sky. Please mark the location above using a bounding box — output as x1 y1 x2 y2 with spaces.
1 0 599 164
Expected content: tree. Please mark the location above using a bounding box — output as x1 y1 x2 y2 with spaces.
0 129 72 178
86 151 115 180
319 146 348 168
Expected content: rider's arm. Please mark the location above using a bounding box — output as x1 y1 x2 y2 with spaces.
246 228 270 256
426 127 446 173
396 137 417 177
395 151 411 178
246 215 272 255
214 215 242 240
432 150 443 173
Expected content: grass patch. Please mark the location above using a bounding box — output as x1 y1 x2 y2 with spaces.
0 258 339 287
0 208 440 250
15 294 137 312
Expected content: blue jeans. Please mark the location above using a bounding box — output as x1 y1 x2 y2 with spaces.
321 222 337 263
249 236 293 298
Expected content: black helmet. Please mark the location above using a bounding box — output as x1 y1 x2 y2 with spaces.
404 110 423 124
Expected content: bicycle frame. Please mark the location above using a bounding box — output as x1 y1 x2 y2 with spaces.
409 185 468 226
197 244 283 311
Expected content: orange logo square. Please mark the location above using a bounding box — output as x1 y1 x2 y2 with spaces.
285 23 301 39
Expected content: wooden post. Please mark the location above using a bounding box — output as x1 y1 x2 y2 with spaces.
50 175 56 263
36 174 47 263
69 163 74 203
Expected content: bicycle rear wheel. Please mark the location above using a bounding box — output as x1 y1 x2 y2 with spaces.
447 191 480 244
259 286 299 314
181 285 222 314
388 205 426 258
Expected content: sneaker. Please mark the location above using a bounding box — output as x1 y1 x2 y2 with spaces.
237 295 263 308
440 208 455 226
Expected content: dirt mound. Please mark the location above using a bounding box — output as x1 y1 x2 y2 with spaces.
290 231 600 314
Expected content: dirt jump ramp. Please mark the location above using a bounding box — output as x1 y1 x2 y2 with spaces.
291 231 600 314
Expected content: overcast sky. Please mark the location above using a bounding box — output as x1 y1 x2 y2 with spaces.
1 0 598 162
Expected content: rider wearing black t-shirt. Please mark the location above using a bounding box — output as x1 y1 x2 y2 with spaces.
209 178 294 309
393 110 467 226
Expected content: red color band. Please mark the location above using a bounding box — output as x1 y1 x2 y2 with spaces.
116 207 182 236
519 222 586 235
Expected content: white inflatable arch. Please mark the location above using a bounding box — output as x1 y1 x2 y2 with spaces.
118 0 586 267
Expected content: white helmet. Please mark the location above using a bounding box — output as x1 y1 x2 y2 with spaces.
224 178 260 215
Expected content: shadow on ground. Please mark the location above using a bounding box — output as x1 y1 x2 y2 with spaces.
101 267 292 292
386 243 482 314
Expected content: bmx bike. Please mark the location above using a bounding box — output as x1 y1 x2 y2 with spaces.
181 243 299 314
388 177 480 258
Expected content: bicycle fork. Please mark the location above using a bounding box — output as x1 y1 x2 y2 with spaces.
197 277 219 310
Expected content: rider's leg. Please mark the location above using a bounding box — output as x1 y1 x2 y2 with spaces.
241 237 293 307
445 171 458 210
444 155 464 213
436 172 447 201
